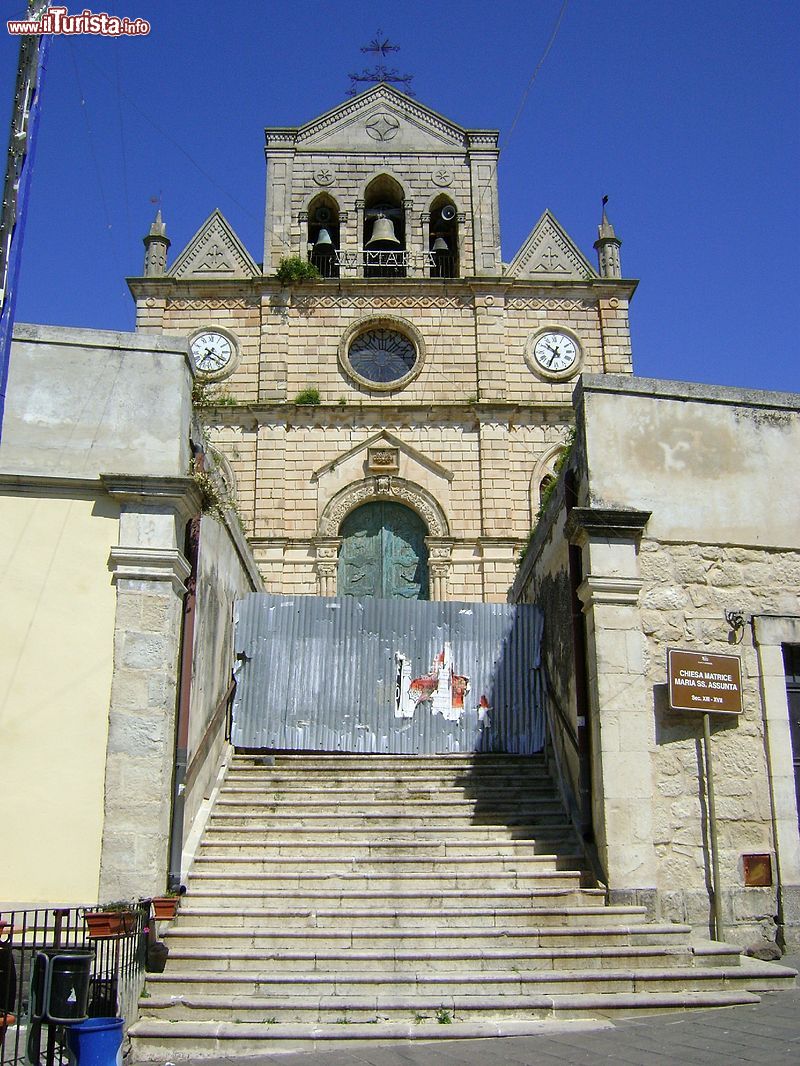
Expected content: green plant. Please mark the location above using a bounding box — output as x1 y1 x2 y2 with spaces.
534 426 577 523
338 397 347 406
435 1007 452 1024
265 1017 278 1024
466 394 478 405
335 1016 349 1025
413 1011 428 1024
294 387 321 406
275 256 320 284
191 379 238 408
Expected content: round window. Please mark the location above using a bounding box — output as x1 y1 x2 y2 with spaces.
348 328 417 385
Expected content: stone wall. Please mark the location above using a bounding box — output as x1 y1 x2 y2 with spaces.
512 374 800 947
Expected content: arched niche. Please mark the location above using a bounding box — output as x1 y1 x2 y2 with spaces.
306 193 340 278
429 194 458 278
363 174 406 278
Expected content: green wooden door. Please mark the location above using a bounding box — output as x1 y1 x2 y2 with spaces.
338 502 429 599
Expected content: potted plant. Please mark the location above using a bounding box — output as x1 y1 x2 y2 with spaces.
83 902 136 939
150 891 181 921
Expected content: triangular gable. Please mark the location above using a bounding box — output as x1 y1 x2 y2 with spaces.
168 209 259 280
506 210 597 280
292 84 472 151
312 430 454 483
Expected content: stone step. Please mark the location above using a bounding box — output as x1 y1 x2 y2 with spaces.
188 855 585 878
162 923 691 954
213 797 563 810
201 812 573 831
130 1017 608 1062
202 821 570 843
178 890 606 914
159 942 699 974
196 840 572 860
137 978 771 1024
176 904 642 929
186 871 591 893
145 961 796 999
222 776 556 794
230 755 545 768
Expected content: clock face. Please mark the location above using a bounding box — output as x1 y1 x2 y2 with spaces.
532 331 579 373
190 331 234 374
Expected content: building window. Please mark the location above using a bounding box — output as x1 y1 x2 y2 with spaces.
340 317 424 392
349 329 415 384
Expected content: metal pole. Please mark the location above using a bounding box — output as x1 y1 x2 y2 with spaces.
702 711 724 941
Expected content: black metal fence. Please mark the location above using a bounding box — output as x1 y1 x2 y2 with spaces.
0 903 148 1066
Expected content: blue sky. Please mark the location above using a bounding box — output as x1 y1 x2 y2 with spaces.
2 0 798 391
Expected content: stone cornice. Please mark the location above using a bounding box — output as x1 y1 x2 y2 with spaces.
108 546 192 594
101 474 203 518
565 507 651 544
577 575 643 610
127 275 639 302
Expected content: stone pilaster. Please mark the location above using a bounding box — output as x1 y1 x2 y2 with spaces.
566 507 654 906
98 475 201 901
314 536 342 596
425 538 454 601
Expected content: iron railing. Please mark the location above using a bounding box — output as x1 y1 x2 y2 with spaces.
0 903 148 1066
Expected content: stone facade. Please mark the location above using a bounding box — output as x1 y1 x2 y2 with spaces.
129 85 634 602
513 375 800 948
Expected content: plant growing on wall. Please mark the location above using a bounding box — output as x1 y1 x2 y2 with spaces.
275 256 320 284
294 388 321 406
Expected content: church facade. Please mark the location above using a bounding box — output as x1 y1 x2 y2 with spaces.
129 84 634 603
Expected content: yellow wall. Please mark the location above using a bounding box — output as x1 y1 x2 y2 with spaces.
0 491 119 904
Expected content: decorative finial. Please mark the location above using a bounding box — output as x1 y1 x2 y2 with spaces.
347 30 414 96
142 206 170 276
594 195 622 278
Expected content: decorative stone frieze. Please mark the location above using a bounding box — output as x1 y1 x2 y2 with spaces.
318 476 449 538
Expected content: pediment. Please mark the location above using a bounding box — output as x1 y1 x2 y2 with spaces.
313 430 454 484
506 210 597 280
294 85 468 152
168 210 259 280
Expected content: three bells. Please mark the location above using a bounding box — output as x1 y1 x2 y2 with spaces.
311 203 455 253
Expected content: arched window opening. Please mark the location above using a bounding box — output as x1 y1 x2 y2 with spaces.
307 195 340 278
429 196 458 278
363 175 406 279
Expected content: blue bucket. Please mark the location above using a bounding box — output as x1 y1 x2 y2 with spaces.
65 1016 123 1066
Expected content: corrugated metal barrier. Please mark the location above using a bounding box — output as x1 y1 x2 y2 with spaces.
232 594 545 754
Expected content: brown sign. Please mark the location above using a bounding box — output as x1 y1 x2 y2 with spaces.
667 649 742 714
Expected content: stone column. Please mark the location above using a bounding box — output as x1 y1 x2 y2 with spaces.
752 615 800 947
426 538 454 601
314 537 342 596
97 475 201 901
565 506 655 911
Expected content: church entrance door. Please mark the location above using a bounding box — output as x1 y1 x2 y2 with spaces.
338 502 429 599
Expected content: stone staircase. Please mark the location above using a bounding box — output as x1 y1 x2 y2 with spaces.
130 753 796 1060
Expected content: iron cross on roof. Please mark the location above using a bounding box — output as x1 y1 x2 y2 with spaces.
347 30 415 96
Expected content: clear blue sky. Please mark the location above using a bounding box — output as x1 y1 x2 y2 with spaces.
2 0 798 391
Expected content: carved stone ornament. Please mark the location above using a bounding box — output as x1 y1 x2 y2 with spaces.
365 112 400 141
313 168 335 186
368 447 400 473
432 169 453 187
319 477 449 538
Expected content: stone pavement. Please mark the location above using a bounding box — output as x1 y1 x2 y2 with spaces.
142 955 800 1066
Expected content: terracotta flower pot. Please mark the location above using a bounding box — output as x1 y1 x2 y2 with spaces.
0 1013 16 1038
84 910 135 939
151 896 180 921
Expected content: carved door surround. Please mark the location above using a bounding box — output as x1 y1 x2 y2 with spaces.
315 475 453 599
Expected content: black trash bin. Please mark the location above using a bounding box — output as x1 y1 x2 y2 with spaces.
30 948 94 1024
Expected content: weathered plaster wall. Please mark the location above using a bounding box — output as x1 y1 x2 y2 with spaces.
183 511 262 847
3 324 193 479
0 492 118 904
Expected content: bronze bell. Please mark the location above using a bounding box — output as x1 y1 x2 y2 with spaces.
431 236 449 252
365 213 401 248
314 227 333 249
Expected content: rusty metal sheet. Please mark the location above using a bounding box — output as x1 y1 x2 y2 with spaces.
231 594 545 754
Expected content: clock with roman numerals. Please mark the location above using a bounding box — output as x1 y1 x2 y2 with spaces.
190 330 237 377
